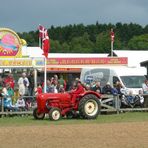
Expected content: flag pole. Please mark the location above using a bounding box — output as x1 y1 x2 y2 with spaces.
39 37 41 48
39 24 41 48
110 28 114 57
39 25 49 93
44 57 47 93
111 39 113 57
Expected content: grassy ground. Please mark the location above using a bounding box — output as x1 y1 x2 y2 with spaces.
0 112 148 126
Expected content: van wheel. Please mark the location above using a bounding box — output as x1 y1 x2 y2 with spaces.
79 94 101 119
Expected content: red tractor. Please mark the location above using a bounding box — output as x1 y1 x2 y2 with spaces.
33 91 101 121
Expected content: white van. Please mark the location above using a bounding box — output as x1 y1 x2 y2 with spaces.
80 67 147 95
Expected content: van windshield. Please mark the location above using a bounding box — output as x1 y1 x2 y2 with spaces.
120 76 145 88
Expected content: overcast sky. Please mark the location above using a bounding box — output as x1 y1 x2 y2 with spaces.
0 0 147 32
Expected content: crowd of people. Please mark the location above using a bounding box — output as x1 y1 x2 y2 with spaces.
0 72 33 111
0 71 148 111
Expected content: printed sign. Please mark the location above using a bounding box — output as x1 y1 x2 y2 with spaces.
0 59 32 67
0 28 22 58
47 57 128 65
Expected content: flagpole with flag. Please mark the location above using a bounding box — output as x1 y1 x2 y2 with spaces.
110 28 114 57
38 24 44 48
39 25 41 48
38 25 50 93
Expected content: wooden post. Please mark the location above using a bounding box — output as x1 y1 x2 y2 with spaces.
34 69 37 89
1 97 4 117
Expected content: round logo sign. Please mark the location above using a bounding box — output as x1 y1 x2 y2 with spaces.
0 28 22 58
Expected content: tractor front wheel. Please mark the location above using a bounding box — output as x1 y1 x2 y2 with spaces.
79 94 101 119
49 107 61 121
33 108 45 120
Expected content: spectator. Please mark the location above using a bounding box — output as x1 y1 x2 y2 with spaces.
46 80 54 93
27 71 34 96
102 82 112 94
85 84 91 91
58 75 66 90
142 79 148 94
4 73 15 89
15 94 26 111
58 85 65 93
0 76 4 88
13 88 19 105
126 90 135 103
102 82 118 95
34 83 43 95
18 72 29 96
2 83 13 110
7 83 14 98
53 79 58 93
53 74 58 85
138 89 144 104
91 81 102 93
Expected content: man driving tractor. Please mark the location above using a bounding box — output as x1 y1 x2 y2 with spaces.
70 78 85 106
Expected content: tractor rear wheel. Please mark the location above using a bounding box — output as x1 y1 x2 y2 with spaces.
79 94 101 119
49 107 61 121
33 108 45 120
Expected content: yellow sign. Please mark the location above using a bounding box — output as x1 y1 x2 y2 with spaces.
0 28 23 58
0 59 32 67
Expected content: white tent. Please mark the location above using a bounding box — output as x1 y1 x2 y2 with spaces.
22 47 148 68
114 50 148 67
22 46 108 58
22 46 45 58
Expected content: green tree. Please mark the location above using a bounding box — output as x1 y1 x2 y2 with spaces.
128 34 148 50
50 40 62 53
69 32 94 53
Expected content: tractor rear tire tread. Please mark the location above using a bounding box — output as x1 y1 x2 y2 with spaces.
79 94 101 119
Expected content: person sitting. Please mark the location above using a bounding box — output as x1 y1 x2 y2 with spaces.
85 84 91 91
126 90 135 103
102 82 112 94
102 82 118 95
15 94 26 111
70 78 85 106
137 89 144 105
91 81 102 93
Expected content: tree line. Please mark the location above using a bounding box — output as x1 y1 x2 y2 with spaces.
18 22 148 53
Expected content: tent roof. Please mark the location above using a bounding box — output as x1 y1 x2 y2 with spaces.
22 46 108 58
22 47 148 68
114 50 148 67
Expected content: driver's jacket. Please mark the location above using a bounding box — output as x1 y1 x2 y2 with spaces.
72 83 85 95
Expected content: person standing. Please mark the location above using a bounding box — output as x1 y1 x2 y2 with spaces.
142 79 148 94
4 73 15 90
58 75 66 90
18 72 29 96
27 71 34 96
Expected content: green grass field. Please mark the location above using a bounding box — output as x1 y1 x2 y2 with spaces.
0 112 148 126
